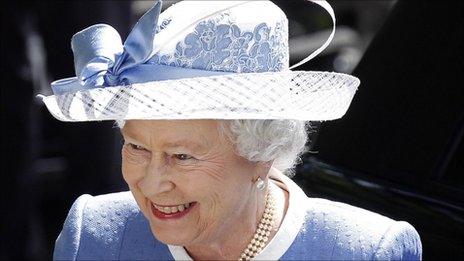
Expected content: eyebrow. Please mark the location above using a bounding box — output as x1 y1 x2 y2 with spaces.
121 129 207 151
163 140 206 151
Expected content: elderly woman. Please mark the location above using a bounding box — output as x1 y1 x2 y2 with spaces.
40 0 422 260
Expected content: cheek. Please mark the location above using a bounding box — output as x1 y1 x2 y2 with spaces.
189 159 251 215
121 149 151 217
121 147 149 186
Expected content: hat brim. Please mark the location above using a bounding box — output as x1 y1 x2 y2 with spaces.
39 71 359 122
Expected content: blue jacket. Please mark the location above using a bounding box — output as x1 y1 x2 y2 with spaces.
54 176 422 260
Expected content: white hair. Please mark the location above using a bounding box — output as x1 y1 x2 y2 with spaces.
115 119 311 177
219 120 310 176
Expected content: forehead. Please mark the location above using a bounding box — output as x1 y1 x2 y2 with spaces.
121 120 221 148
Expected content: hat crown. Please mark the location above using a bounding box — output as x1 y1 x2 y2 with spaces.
148 1 289 73
40 0 360 123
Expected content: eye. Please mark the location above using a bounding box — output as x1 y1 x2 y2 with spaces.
123 142 150 164
128 143 148 151
171 153 198 166
174 154 194 161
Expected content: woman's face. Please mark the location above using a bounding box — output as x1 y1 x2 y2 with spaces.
121 120 260 246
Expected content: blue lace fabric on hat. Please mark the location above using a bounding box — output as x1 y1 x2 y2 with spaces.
150 16 288 73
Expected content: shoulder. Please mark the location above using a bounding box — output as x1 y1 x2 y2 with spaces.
53 192 172 260
287 197 422 260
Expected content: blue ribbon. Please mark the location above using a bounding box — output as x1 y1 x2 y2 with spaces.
51 0 230 95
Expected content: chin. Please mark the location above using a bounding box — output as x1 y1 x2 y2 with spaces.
149 224 192 246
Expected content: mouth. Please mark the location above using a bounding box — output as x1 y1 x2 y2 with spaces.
150 201 197 220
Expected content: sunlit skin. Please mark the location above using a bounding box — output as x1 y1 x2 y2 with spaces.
121 120 286 260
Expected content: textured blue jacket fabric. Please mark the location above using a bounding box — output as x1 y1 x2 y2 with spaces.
54 182 422 260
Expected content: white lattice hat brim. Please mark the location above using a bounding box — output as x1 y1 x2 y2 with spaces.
39 71 359 122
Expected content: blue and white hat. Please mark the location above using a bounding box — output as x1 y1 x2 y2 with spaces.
38 0 360 121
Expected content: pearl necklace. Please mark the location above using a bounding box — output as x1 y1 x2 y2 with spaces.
239 188 276 261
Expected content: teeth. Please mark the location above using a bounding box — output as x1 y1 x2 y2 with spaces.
154 202 192 214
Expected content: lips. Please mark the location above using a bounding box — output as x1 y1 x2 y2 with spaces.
151 201 196 219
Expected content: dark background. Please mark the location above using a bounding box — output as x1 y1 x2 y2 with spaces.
1 0 462 260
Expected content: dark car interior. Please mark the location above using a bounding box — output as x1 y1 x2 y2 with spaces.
298 1 463 260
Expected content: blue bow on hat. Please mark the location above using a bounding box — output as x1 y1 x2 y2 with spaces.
51 0 229 95
52 1 162 95
75 1 162 88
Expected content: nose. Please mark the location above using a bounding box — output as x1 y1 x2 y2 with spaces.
138 152 175 196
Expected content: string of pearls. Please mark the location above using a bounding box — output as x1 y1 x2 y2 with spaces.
239 187 276 261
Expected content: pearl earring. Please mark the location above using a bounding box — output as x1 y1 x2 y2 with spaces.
255 177 265 191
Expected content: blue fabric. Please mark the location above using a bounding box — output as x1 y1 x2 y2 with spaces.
150 20 287 73
53 192 422 260
279 199 422 260
71 1 161 88
53 192 174 260
51 64 231 95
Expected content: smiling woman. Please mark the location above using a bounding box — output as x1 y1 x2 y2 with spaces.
121 120 277 259
119 120 295 259
40 0 421 260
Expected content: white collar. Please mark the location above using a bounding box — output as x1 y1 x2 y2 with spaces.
168 169 308 260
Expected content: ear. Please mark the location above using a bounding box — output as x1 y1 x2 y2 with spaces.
256 160 274 179
250 160 274 183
